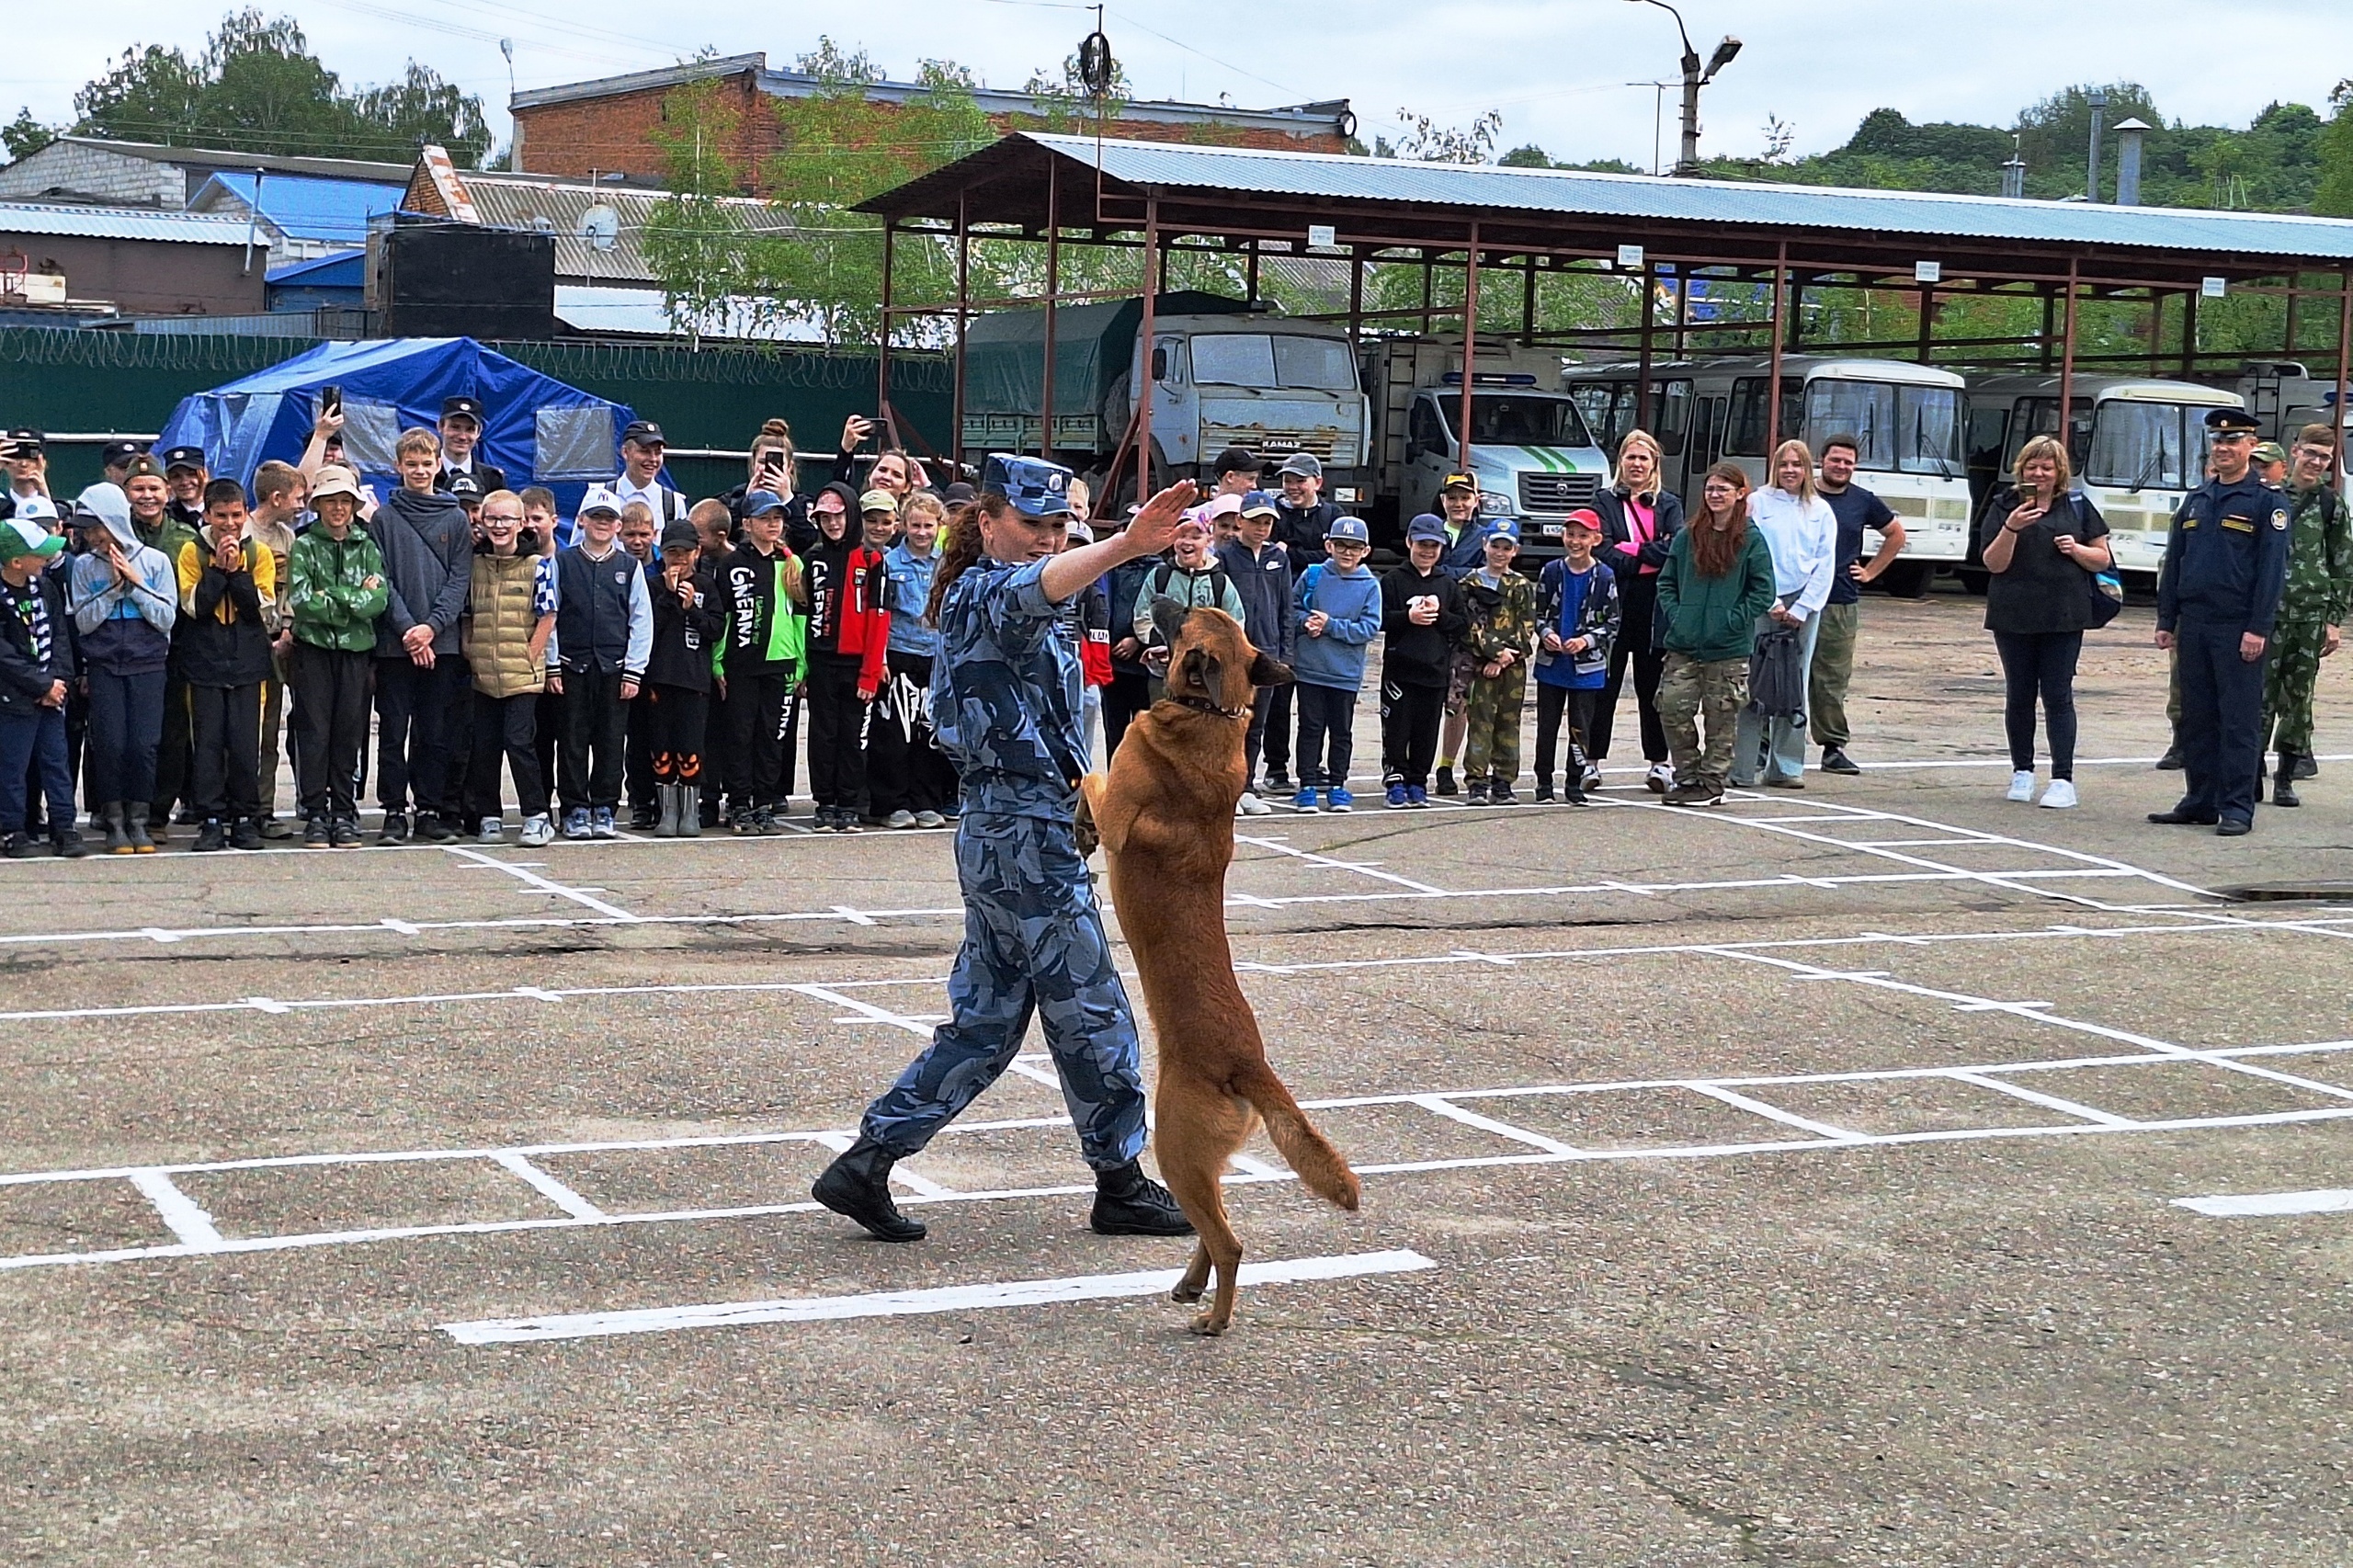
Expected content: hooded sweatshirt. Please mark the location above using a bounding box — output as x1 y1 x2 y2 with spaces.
1378 560 1469 687
364 485 473 658
802 483 890 696
67 483 177 675
1287 558 1383 693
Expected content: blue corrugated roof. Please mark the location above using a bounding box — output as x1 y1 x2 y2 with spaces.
197 171 402 244
878 133 2353 264
0 200 251 244
266 250 365 286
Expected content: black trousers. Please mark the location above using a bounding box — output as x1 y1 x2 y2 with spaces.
467 689 550 820
188 682 261 821
533 689 563 813
1991 631 2082 780
1241 684 1279 786
288 642 372 819
557 666 629 812
725 667 797 812
1380 677 1444 788
1533 682 1601 787
866 650 957 816
1103 668 1153 759
375 654 470 819
82 667 167 806
1261 681 1294 781
1293 682 1357 790
150 672 191 824
642 684 709 786
2176 619 2268 824
1592 575 1667 763
625 689 658 812
805 655 870 812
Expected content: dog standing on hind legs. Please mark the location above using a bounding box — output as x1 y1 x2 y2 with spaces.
1080 602 1361 1335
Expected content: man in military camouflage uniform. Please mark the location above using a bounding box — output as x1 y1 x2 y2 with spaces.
1458 519 1540 803
813 456 1197 1244
2259 424 2353 807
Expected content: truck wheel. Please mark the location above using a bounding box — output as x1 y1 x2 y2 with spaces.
1957 568 1990 597
1881 562 1934 599
1108 445 1175 511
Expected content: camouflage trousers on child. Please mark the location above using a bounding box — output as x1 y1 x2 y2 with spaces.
1658 652 1749 792
2260 619 2329 760
1461 665 1529 786
860 811 1150 1173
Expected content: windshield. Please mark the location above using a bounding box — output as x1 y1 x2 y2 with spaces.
2085 402 2210 491
1188 333 1358 391
1434 393 1597 449
1802 379 1961 474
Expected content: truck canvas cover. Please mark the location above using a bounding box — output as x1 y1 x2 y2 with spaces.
964 290 1254 417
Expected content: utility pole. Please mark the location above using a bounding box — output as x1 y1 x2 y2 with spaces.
1626 0 1740 176
2086 86 2107 204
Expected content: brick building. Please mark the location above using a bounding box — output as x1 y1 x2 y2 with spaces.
508 52 1352 190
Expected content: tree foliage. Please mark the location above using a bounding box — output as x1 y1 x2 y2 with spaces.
3 109 56 161
63 9 492 166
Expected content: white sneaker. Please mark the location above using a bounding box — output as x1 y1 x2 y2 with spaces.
477 814 504 843
2039 778 2078 810
1237 790 1273 816
518 812 555 847
2006 769 2037 802
1582 763 1603 790
1646 761 1675 794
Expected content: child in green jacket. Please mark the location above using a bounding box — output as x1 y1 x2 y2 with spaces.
285 466 390 846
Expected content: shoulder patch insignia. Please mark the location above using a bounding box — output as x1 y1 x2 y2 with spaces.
2274 509 2290 529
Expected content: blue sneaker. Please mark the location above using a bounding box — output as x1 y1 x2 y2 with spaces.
591 806 620 839
1406 784 1428 808
1385 783 1409 810
1292 786 1320 812
1326 787 1354 813
562 806 592 839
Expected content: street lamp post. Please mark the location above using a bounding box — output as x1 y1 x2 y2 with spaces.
1625 0 1740 176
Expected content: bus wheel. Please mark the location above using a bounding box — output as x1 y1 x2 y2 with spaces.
1881 562 1935 599
1957 569 1990 597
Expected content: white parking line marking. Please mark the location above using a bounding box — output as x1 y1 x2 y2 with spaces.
1682 1084 1867 1142
1236 835 1446 894
1949 1071 2136 1127
491 1153 608 1221
2175 1188 2353 1218
127 1170 224 1250
1409 1095 1578 1155
438 1250 1441 1343
442 846 642 922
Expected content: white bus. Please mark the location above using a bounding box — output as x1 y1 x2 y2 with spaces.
1963 374 2245 583
1565 356 1971 597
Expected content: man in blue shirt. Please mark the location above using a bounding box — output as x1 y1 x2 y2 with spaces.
2150 408 2291 836
814 456 1198 1243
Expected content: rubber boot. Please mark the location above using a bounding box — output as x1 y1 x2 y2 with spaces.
654 781 681 838
1089 1158 1197 1237
100 802 132 855
676 779 702 837
811 1137 927 1242
124 802 157 854
2274 762 2302 809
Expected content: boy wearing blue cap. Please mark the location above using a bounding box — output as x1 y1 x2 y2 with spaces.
815 454 1198 1244
1217 488 1293 814
1459 520 1539 803
1379 513 1469 807
0 517 84 857
1288 515 1381 811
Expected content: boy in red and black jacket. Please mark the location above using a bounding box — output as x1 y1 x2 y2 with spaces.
801 481 892 832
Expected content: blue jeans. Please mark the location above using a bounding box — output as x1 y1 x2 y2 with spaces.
861 811 1149 1171
1733 609 1824 784
83 667 167 805
0 706 74 835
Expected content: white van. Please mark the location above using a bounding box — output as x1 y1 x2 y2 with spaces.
1565 356 1971 597
1964 374 2244 583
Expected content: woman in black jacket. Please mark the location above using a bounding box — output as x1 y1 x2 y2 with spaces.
1587 430 1684 791
1981 434 2111 812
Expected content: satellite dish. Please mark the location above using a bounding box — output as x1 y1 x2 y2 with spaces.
579 204 620 252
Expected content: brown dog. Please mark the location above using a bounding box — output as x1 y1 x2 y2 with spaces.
1079 602 1361 1335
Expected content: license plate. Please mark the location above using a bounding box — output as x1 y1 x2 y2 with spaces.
1535 523 1563 537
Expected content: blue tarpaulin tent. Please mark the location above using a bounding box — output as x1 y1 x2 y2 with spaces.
156 337 638 513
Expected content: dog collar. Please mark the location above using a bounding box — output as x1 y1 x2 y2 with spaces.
1167 691 1248 720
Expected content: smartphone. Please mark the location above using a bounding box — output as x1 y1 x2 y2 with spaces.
320 385 342 418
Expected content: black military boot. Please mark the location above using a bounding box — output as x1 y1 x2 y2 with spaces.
1089 1159 1197 1237
2274 761 2302 809
811 1138 926 1242
2293 752 2319 781
2155 734 2185 770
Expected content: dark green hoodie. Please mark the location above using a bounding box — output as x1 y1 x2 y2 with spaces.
1654 523 1778 663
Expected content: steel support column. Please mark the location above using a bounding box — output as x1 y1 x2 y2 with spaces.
1137 197 1161 503
1637 258 1655 430
2180 289 2199 378
1765 241 1789 452
2057 257 2081 435
1040 162 1060 462
2336 273 2351 485
951 192 970 469
1459 222 1481 465
878 219 895 446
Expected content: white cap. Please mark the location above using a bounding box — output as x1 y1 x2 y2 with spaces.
577 483 624 517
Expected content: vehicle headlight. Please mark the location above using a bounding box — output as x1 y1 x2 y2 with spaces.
1476 491 1516 517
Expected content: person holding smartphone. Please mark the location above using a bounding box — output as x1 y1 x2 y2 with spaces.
1980 434 2110 812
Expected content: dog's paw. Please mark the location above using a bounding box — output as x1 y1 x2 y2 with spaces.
1188 1311 1230 1337
1074 815 1100 858
1169 1280 1204 1304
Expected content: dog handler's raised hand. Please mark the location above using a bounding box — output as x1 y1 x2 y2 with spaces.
1038 480 1198 605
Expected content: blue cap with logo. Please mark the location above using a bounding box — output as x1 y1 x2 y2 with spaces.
743 488 788 517
982 452 1074 517
1484 517 1520 542
1406 511 1448 543
1326 515 1370 544
1240 489 1280 517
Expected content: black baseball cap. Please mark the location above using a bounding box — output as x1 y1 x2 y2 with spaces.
441 394 484 424
445 472 484 499
162 445 207 472
621 420 666 448
101 439 144 467
3 427 42 456
661 519 700 551
1211 446 1262 478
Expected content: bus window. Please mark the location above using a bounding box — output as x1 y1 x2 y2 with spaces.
1726 379 1803 456
1654 379 1693 455
1967 403 2009 475
1568 384 1618 450
1800 381 1960 474
2086 403 2194 491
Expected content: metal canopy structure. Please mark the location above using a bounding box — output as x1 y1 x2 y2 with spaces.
857 131 2353 485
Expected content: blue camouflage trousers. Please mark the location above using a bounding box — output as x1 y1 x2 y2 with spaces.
860 810 1149 1171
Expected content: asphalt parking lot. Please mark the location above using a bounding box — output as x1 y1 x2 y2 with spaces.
6 592 2353 1567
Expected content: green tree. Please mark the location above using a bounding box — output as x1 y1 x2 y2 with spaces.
68 9 491 165
2 109 55 161
2315 83 2353 217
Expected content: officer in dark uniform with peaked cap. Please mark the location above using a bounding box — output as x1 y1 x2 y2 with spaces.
2150 407 2292 836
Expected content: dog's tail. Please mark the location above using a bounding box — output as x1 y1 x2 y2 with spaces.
1233 1061 1361 1212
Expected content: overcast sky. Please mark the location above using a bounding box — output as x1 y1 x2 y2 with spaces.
7 0 2352 175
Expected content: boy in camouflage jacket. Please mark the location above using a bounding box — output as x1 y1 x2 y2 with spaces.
2261 425 2353 804
1459 520 1540 803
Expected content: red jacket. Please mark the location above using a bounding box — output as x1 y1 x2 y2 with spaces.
807 538 892 697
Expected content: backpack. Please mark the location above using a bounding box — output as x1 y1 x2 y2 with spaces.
1745 622 1807 722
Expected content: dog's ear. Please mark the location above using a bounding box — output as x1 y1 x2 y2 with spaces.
1149 596 1191 647
1247 650 1294 688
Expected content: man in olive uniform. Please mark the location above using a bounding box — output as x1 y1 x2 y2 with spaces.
2257 424 2352 806
2150 408 2292 836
